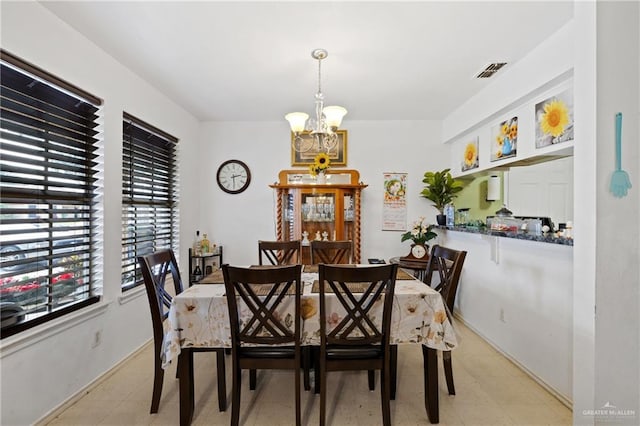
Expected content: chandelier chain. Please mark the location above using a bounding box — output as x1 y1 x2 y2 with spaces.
317 56 322 96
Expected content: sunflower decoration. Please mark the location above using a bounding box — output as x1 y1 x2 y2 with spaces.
540 99 569 137
509 122 518 140
308 152 331 176
463 142 478 168
501 122 509 136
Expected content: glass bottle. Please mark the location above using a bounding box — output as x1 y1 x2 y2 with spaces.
194 230 202 256
445 204 455 227
193 264 203 281
201 233 211 254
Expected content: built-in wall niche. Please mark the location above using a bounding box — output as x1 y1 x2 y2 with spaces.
504 156 573 227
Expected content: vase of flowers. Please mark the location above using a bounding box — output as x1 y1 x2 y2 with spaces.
400 217 438 261
309 153 330 184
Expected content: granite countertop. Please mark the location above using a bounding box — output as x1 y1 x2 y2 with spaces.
436 225 574 246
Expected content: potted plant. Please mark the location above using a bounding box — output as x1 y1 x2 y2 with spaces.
420 168 464 225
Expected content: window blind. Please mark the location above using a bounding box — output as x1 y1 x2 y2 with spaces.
0 51 101 336
121 113 177 290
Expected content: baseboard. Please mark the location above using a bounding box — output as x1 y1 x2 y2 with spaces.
453 311 573 409
35 339 153 425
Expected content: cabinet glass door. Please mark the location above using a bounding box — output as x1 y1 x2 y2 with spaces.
302 193 336 242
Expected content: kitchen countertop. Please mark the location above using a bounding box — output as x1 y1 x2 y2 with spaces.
436 225 574 246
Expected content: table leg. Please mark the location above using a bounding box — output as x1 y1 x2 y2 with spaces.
422 345 439 423
178 349 194 426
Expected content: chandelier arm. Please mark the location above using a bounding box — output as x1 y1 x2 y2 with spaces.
292 134 314 153
322 133 339 152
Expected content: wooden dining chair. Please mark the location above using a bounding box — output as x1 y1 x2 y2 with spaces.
310 240 353 264
317 263 398 426
137 249 226 414
222 264 303 426
258 239 302 265
422 244 467 396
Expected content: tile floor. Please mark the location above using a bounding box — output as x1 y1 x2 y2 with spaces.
44 323 572 425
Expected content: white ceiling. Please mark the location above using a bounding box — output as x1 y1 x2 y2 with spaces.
40 1 574 122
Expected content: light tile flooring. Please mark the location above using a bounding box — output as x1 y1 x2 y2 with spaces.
44 323 572 425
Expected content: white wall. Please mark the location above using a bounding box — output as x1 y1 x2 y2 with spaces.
440 16 576 403
441 231 573 402
442 2 640 422
589 2 640 423
197 120 447 266
0 2 201 425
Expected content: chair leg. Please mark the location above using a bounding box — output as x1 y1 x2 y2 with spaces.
368 370 375 390
422 345 439 424
249 369 257 390
231 361 242 426
302 346 311 391
380 363 391 426
151 343 164 414
216 349 227 411
443 350 455 395
295 356 302 426
312 347 321 394
390 344 398 400
178 349 195 426
319 356 327 426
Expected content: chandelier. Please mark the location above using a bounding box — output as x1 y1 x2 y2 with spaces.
285 49 347 153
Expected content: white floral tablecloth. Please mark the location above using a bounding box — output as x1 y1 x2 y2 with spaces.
162 271 457 368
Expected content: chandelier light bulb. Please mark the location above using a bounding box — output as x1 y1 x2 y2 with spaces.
322 106 347 130
285 112 309 133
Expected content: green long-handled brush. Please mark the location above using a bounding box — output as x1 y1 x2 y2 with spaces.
609 112 632 198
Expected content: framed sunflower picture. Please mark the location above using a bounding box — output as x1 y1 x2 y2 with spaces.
491 116 518 162
535 88 574 149
290 130 347 167
461 137 479 172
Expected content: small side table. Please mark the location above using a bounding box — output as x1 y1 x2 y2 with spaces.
389 256 429 282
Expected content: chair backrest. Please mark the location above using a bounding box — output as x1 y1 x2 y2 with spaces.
258 240 302 265
318 264 398 347
423 245 467 313
138 250 184 344
222 264 302 347
310 240 353 264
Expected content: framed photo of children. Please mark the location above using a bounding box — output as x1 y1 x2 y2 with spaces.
290 130 348 167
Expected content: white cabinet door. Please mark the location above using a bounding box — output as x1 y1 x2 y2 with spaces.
505 156 573 226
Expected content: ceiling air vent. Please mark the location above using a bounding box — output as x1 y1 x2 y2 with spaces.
475 62 507 79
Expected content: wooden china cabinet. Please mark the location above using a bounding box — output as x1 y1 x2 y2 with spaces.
270 169 367 264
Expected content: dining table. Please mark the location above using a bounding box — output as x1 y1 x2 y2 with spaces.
163 265 458 425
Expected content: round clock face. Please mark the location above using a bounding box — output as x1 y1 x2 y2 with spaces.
216 160 251 194
411 244 427 259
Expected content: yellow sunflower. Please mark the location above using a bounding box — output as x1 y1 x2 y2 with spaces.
463 143 477 166
496 135 504 146
314 153 330 170
540 99 569 137
501 122 509 135
509 123 518 140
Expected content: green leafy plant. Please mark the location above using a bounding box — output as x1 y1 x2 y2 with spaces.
420 168 464 214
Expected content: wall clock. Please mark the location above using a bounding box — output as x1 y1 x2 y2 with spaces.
216 160 251 194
